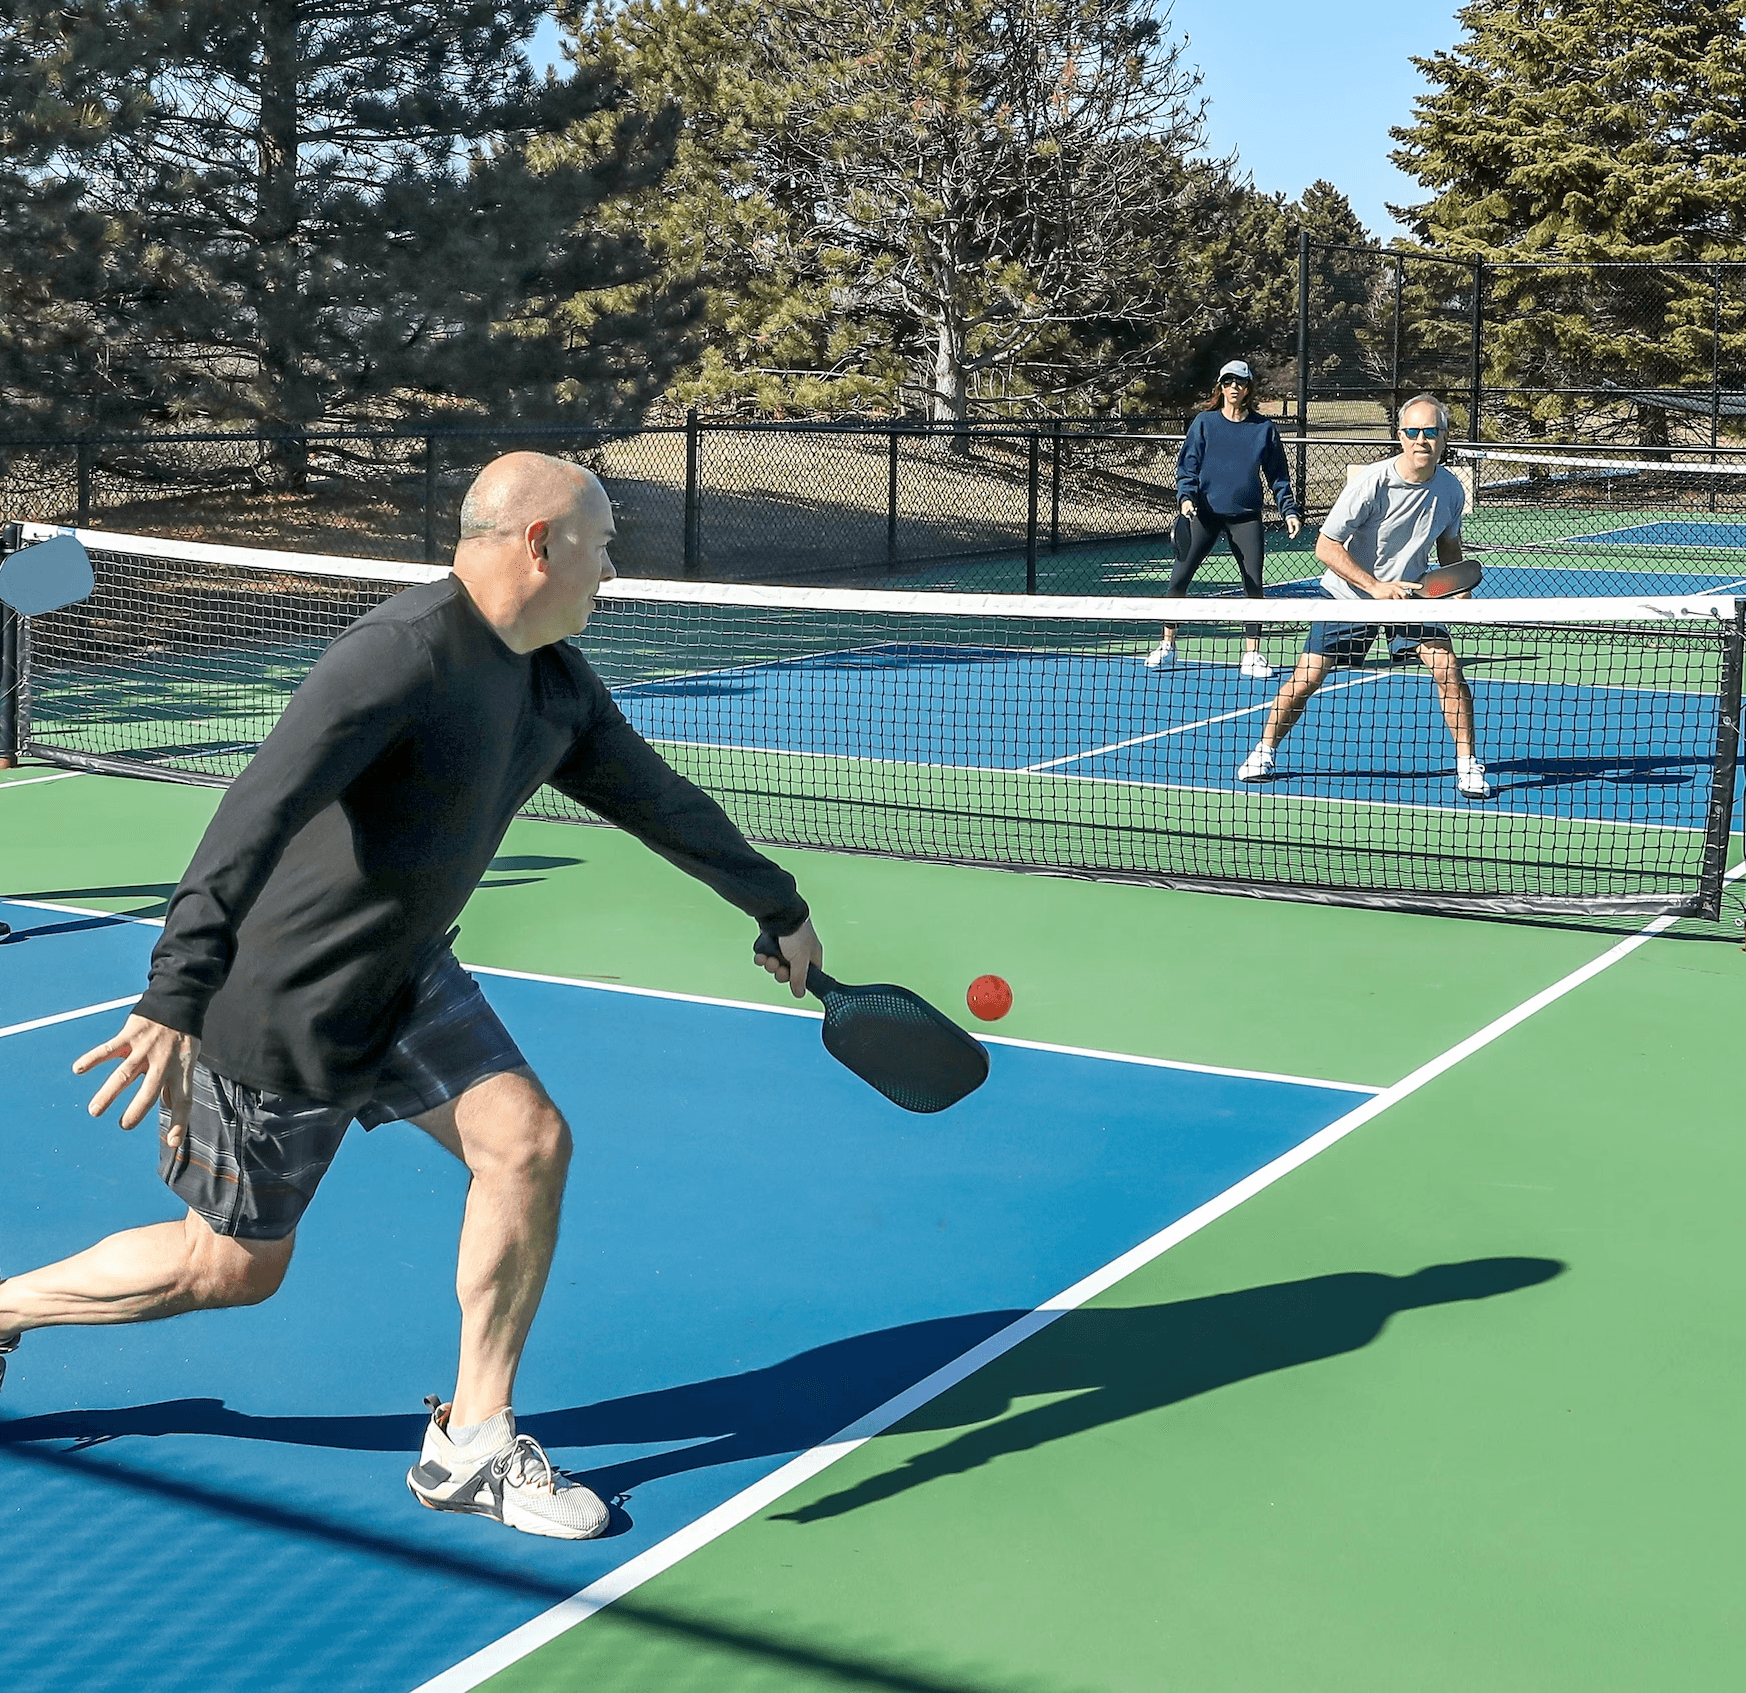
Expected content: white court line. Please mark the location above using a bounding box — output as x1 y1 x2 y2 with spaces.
1022 672 1385 771
0 897 165 927
410 885 1731 1693
0 997 138 1041
463 962 1380 1096
0 772 84 791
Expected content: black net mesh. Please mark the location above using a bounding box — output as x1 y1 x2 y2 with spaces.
11 528 1743 919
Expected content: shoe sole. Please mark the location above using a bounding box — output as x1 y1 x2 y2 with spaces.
407 1468 609 1541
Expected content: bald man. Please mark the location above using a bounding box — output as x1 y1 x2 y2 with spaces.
0 453 823 1540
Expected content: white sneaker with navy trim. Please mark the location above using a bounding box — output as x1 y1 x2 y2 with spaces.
1237 744 1276 782
1456 757 1491 799
407 1396 609 1540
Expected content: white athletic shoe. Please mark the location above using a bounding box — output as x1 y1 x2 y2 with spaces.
1239 650 1275 680
407 1396 609 1540
1143 641 1175 668
1456 757 1491 800
1238 744 1276 782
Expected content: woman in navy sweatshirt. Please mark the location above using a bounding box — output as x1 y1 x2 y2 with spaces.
1145 360 1302 679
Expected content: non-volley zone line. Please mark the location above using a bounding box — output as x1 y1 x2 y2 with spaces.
412 892 1721 1693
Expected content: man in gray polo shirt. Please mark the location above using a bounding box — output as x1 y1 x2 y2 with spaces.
1236 393 1489 800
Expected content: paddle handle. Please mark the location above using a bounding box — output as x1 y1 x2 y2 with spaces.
753 928 836 998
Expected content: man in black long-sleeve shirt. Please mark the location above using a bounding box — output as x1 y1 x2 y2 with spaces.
0 453 823 1539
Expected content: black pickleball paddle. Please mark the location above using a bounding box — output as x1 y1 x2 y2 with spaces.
1408 559 1482 599
754 931 989 1114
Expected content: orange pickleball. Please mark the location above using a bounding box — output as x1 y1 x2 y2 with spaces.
966 975 1013 1021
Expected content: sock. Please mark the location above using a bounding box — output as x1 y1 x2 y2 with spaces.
447 1408 512 1450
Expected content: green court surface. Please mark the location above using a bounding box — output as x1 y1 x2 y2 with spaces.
2 764 1741 1691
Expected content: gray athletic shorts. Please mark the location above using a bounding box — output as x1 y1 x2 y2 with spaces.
158 949 527 1241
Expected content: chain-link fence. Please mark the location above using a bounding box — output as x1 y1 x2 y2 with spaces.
1301 243 1746 451
10 416 1746 600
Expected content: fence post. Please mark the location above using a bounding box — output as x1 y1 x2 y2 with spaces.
1390 254 1404 428
683 407 701 579
422 434 438 563
1468 257 1484 443
1 521 19 769
76 441 91 526
887 424 899 570
1712 267 1723 454
1295 229 1310 503
1049 417 1062 553
1025 431 1040 594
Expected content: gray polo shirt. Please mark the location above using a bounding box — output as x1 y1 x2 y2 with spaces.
1319 459 1465 598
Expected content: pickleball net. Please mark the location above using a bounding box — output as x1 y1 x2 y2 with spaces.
4 523 1742 919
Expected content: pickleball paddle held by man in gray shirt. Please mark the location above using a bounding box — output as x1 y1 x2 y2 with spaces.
0 452 825 1540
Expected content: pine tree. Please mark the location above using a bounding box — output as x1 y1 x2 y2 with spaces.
568 0 1284 421
1391 0 1746 441
18 2 693 481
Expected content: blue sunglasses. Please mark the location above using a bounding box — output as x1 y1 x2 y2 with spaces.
1401 425 1442 439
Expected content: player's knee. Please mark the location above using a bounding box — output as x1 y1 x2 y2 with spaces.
524 1104 572 1181
472 1098 571 1186
184 1222 291 1308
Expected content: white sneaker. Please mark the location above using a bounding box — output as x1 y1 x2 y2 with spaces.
407 1397 609 1540
1456 757 1491 800
1239 650 1274 680
1238 744 1276 782
1144 641 1175 669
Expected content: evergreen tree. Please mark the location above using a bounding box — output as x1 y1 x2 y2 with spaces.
1390 0 1746 441
568 0 1286 421
14 2 693 479
0 2 139 431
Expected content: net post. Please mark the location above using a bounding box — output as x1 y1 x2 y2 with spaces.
1698 601 1745 922
0 520 19 769
76 441 92 526
1048 417 1062 554
684 407 702 579
1025 431 1040 594
886 424 898 571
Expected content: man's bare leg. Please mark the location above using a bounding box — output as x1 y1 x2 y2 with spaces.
0 1210 293 1340
1418 641 1477 758
413 1067 571 1428
1256 650 1335 750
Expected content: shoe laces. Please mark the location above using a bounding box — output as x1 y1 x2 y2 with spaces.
494 1432 560 1494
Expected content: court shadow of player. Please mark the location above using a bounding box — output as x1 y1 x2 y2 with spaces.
772 1256 1562 1524
0 1259 1559 1518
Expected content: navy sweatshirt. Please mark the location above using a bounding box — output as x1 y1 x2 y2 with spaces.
1175 409 1300 520
136 577 808 1104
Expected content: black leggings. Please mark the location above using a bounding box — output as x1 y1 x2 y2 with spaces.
1166 508 1267 639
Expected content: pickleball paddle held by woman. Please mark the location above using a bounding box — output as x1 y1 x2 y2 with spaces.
1146 360 1303 678
0 452 824 1542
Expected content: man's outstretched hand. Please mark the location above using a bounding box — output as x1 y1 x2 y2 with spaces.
73 1015 201 1143
757 918 824 1000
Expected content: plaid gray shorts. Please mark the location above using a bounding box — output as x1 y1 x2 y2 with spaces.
158 948 526 1241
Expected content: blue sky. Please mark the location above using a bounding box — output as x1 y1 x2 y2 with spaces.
529 2 1465 240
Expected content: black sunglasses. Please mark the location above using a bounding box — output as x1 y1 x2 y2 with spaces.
1400 425 1442 439
1220 375 1250 387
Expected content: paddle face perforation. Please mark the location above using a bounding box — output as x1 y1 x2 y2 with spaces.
753 933 989 1114
813 977 989 1114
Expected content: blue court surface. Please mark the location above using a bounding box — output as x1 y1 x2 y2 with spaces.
620 653 1726 829
0 899 1372 1693
1570 520 1746 550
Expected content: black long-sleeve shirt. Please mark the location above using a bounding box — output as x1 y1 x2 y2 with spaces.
136 576 809 1104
